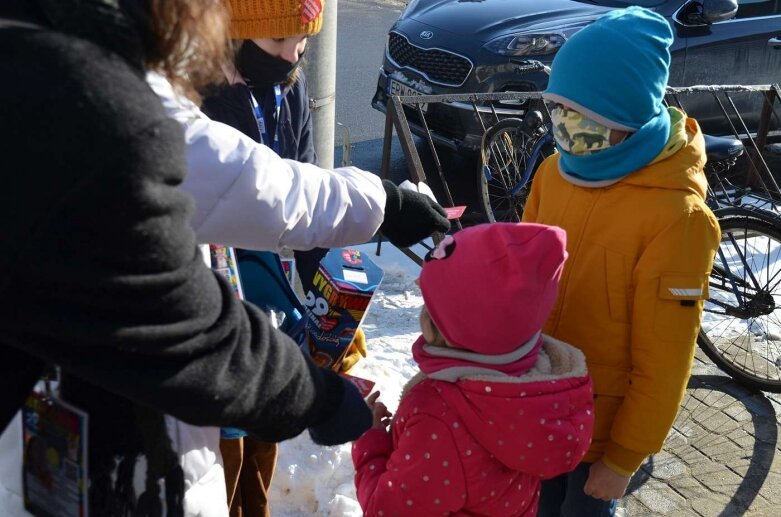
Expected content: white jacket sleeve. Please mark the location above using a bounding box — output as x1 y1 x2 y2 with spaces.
146 73 386 252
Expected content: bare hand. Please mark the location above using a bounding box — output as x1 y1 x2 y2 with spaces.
583 460 631 501
366 391 392 431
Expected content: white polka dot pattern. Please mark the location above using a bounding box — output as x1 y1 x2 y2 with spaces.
350 368 594 516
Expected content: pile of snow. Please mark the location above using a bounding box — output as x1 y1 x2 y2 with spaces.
269 242 425 516
0 241 426 517
0 416 24 516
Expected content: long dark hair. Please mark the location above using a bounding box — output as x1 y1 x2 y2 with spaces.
125 0 231 100
34 0 230 101
23 2 234 514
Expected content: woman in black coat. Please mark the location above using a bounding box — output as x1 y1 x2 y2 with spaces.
0 0 370 514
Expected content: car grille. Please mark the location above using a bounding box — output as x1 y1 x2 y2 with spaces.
388 32 472 87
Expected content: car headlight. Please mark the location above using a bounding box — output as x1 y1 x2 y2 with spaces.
399 0 421 20
484 27 584 56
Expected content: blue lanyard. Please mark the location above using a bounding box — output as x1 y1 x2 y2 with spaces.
250 85 283 153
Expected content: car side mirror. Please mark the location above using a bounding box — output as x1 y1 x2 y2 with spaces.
685 0 738 25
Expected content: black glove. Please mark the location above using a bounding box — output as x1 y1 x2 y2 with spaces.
308 370 372 446
379 180 451 248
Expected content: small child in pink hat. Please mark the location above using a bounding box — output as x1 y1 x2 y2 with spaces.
352 222 594 516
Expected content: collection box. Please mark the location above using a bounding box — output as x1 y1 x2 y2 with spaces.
301 248 384 371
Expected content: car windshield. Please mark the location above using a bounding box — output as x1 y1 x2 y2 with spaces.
575 0 667 7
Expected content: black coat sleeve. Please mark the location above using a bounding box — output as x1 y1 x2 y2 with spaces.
0 31 351 442
0 345 44 431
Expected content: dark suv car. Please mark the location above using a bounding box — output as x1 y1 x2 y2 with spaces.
372 0 781 154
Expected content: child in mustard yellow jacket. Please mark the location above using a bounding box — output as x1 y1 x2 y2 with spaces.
522 7 720 516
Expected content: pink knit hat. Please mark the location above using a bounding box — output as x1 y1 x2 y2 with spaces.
419 223 568 355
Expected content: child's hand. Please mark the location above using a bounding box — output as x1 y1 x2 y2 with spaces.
583 460 631 500
366 391 392 431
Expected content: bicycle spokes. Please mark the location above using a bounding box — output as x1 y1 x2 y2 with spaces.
479 120 553 223
700 212 781 391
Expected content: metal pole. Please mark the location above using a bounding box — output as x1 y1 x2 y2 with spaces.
303 0 337 169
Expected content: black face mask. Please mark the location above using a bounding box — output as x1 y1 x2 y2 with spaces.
236 40 300 90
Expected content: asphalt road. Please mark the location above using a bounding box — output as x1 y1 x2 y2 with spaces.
332 0 403 178
332 0 482 214
335 0 403 146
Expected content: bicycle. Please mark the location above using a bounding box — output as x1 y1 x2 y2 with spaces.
698 139 781 392
478 109 781 393
478 109 553 223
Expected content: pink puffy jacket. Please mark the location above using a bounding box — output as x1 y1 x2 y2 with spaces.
353 335 593 516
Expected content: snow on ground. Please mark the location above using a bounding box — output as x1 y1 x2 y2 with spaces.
0 414 25 516
0 241 427 517
268 241 426 516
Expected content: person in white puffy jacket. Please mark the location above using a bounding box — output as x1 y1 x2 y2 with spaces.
147 73 450 254
145 54 451 517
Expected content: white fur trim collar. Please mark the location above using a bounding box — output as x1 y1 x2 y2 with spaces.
404 335 589 387
422 331 541 365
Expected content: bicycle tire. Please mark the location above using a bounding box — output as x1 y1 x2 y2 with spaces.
478 118 554 223
698 206 781 392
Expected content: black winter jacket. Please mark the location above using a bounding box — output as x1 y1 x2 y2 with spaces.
0 5 349 443
202 73 317 165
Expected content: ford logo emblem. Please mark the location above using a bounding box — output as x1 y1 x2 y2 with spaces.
420 30 434 40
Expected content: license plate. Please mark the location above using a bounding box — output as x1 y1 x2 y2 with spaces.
388 79 427 111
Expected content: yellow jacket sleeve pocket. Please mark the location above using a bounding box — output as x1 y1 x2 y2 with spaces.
654 274 709 342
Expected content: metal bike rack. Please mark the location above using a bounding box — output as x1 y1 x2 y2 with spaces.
664 83 781 207
379 90 545 187
378 91 545 264
379 84 781 264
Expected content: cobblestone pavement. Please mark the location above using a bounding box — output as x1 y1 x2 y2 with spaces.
617 349 781 516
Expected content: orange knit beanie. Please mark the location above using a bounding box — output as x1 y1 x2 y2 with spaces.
225 0 324 39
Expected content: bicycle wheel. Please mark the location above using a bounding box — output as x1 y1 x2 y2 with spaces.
478 118 554 223
698 207 781 392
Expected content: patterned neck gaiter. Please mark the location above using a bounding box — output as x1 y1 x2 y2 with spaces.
549 104 626 155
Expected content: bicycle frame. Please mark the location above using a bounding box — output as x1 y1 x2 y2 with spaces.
708 205 781 312
509 131 553 198
713 232 753 310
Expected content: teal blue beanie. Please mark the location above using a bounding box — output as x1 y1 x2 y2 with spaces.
544 6 673 182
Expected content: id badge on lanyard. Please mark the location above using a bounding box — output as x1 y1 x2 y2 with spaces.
250 85 283 154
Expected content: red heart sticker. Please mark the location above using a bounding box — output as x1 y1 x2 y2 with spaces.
301 0 322 24
340 373 376 398
444 206 467 220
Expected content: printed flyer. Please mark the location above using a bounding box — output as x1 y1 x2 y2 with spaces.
22 390 88 517
280 257 296 285
209 244 244 299
208 244 250 440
